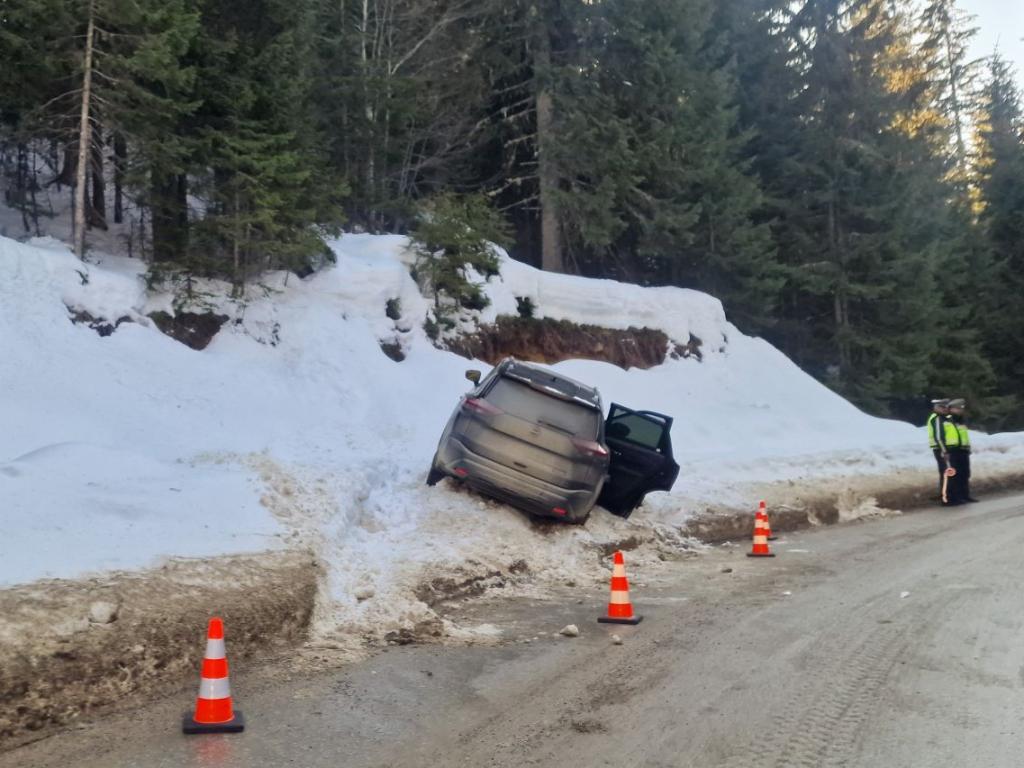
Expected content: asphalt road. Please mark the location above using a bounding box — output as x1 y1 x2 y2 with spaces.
5 494 1024 768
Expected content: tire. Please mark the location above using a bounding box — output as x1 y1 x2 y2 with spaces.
425 454 445 486
565 503 592 525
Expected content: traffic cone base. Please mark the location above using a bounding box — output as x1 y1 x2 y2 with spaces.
182 710 245 734
746 551 776 558
598 614 643 625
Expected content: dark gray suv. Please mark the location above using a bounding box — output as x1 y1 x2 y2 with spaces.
426 358 679 522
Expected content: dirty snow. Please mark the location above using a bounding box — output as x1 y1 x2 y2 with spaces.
4 231 1024 643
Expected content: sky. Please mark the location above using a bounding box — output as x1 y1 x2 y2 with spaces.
962 0 1024 85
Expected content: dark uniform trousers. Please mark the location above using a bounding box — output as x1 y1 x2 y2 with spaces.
932 448 948 499
947 448 971 503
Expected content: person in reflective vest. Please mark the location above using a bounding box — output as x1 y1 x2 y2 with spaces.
944 398 976 504
926 398 951 501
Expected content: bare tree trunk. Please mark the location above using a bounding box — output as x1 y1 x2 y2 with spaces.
533 3 563 274
113 132 126 224
49 140 60 183
90 126 107 229
150 171 189 263
74 0 97 259
150 173 176 262
138 206 147 260
29 148 41 236
54 144 77 189
361 0 376 225
17 144 30 232
827 190 851 379
339 0 351 181
233 189 241 295
176 173 188 235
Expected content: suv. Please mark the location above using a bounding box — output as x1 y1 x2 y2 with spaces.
426 358 679 522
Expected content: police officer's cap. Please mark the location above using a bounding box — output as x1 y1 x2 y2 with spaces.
947 398 966 408
930 398 949 406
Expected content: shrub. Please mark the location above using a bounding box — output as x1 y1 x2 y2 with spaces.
385 297 402 321
423 316 440 341
515 296 536 319
410 193 509 312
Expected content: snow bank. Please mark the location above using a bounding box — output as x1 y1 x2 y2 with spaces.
4 232 1024 642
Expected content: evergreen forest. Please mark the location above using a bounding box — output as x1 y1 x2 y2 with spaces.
2 0 1023 428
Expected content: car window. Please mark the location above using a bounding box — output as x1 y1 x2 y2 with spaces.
485 377 600 438
606 411 664 452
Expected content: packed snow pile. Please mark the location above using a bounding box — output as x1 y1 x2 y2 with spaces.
4 232 1024 643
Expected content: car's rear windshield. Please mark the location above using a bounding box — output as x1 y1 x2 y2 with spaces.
485 376 600 437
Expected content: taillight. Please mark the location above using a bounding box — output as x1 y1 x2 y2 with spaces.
453 467 469 477
572 438 609 458
552 507 568 516
463 398 503 416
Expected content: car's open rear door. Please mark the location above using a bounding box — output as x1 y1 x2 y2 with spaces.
598 403 680 517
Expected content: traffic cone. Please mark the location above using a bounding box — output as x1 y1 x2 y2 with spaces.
760 501 777 541
598 551 642 625
183 617 245 734
747 510 775 558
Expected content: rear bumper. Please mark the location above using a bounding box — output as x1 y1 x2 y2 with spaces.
436 438 600 521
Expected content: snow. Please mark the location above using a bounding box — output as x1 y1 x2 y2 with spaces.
480 254 729 351
0 443 279 578
3 230 1024 642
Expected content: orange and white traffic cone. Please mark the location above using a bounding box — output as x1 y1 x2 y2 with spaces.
760 500 777 541
747 510 775 558
183 617 245 734
598 551 642 625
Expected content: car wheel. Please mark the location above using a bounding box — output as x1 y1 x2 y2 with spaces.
425 454 445 487
565 504 592 525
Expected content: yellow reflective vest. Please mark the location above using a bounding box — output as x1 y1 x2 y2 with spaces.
957 422 970 448
943 419 969 448
926 413 943 449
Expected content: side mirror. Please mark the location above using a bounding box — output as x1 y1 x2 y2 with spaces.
465 369 481 385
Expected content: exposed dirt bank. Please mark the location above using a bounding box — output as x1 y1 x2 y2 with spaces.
446 315 701 370
682 463 1024 543
0 550 317 749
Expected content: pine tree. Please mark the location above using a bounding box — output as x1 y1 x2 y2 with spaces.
105 0 201 263
9 0 201 258
913 2 1005 423
975 54 1024 427
920 0 981 184
718 1 814 348
185 0 343 292
0 0 75 234
411 192 508 319
515 0 780 329
768 0 947 412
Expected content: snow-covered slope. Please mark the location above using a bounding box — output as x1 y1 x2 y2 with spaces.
3 233 1022 640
